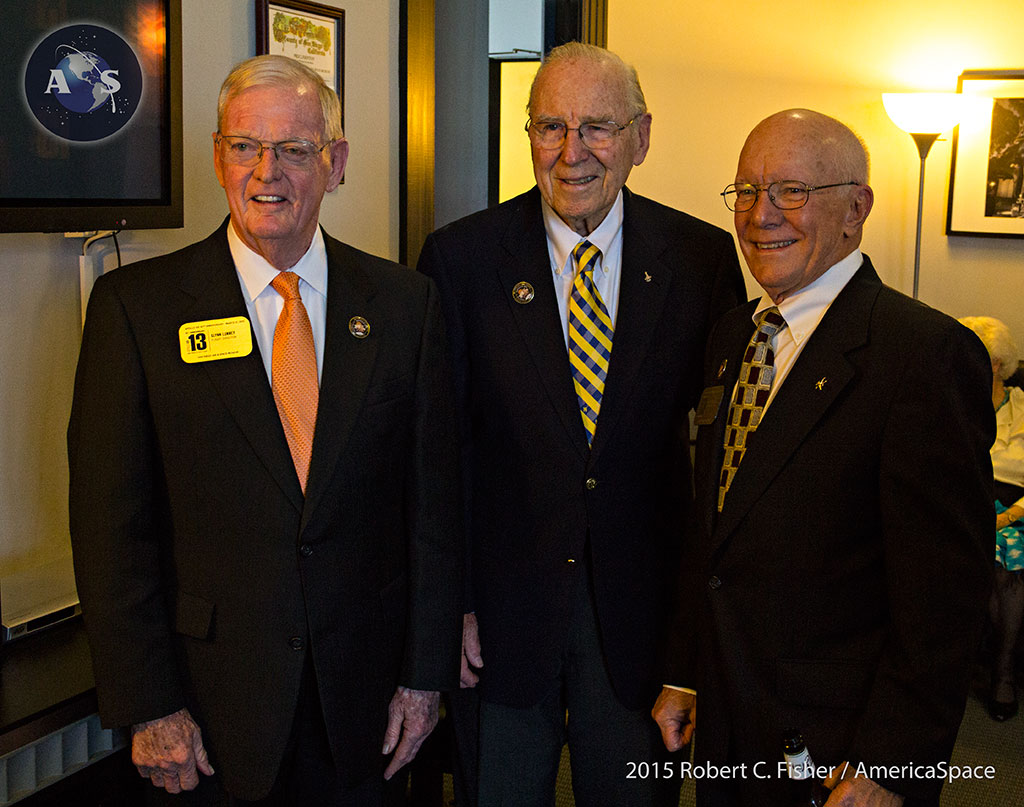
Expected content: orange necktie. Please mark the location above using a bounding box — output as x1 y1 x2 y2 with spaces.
271 271 319 492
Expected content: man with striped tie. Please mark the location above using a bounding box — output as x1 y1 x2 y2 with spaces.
652 109 994 807
418 42 744 806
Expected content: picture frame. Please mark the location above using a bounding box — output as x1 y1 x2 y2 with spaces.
256 0 344 109
947 69 1024 238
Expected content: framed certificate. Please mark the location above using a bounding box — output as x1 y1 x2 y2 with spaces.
256 0 344 107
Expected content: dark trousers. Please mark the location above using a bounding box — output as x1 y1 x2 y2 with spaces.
476 571 681 807
444 687 480 806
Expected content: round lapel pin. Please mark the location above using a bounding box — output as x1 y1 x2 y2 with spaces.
512 281 535 304
348 316 370 338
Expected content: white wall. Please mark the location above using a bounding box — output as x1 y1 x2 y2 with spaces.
609 0 1024 344
0 0 399 576
489 0 542 56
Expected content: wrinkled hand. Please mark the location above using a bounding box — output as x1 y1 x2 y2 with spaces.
382 687 440 780
823 762 905 806
131 707 214 793
460 613 483 688
651 687 696 751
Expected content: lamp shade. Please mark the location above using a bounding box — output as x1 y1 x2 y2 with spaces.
882 92 963 135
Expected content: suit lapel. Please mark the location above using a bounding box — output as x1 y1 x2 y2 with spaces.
695 305 753 541
589 188 675 460
496 189 590 459
711 260 882 549
177 224 303 513
301 234 381 526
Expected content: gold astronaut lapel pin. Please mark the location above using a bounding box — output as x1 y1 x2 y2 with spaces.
644 271 652 283
815 376 828 391
512 281 535 304
348 316 370 338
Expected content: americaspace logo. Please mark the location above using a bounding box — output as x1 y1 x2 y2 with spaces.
23 24 143 142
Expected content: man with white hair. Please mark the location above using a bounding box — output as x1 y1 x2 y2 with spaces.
419 42 744 806
654 109 994 807
70 54 462 805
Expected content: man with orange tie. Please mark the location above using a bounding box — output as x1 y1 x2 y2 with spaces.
69 55 462 806
418 42 744 806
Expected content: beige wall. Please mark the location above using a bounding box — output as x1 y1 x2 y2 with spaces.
0 0 398 577
609 0 1024 343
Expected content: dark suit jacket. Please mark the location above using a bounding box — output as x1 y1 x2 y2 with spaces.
418 187 745 710
670 256 993 806
68 222 463 800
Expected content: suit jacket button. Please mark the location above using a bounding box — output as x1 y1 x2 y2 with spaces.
289 636 305 651
299 543 313 557
585 478 597 490
708 576 722 591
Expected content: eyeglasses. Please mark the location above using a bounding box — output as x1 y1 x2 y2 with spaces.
721 180 860 212
525 118 635 149
216 134 334 168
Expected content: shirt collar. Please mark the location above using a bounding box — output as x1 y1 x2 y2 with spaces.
541 190 624 276
228 224 328 302
753 249 863 346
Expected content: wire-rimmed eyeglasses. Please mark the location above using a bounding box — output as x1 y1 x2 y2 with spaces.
216 134 335 168
525 118 635 149
721 180 860 212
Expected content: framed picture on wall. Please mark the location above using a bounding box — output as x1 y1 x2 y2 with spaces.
947 69 1024 238
256 0 344 109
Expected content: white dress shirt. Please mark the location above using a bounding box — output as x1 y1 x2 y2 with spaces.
542 191 625 347
228 224 328 384
753 249 864 416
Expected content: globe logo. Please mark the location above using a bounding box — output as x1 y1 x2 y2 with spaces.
24 24 143 143
50 48 121 115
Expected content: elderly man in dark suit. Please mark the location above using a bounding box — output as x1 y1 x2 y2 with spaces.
68 55 462 806
418 42 745 806
653 109 994 807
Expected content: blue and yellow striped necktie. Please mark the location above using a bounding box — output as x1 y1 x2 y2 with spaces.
568 240 613 446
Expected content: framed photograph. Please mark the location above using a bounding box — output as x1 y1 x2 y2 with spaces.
256 1 344 106
947 70 1024 237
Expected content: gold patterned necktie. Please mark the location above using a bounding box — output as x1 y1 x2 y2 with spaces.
568 240 613 446
270 271 319 493
718 307 786 511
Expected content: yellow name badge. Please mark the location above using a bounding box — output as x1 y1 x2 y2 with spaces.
179 317 253 364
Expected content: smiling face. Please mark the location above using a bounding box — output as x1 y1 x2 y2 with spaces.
213 84 348 269
734 111 873 303
529 58 651 236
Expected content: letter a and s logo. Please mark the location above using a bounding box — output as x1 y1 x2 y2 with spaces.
25 25 142 142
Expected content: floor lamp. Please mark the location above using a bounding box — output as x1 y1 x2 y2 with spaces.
882 92 964 299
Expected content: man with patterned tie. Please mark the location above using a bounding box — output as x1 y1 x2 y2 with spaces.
418 42 744 806
653 109 994 807
68 55 462 806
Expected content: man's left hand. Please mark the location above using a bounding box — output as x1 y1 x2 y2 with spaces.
823 762 905 806
382 687 440 780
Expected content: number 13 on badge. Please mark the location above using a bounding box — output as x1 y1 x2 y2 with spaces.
179 317 253 364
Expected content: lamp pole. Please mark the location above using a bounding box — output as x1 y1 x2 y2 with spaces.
909 132 940 300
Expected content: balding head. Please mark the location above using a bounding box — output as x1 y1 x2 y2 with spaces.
732 109 874 303
742 109 869 186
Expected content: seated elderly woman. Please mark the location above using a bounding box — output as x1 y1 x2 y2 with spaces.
959 316 1024 721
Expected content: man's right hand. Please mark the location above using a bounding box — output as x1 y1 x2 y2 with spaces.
460 612 483 688
651 687 697 751
131 707 214 793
